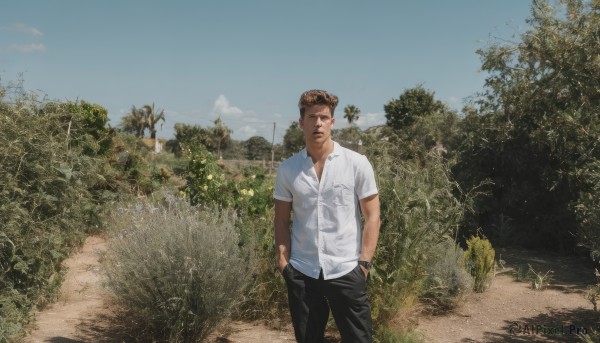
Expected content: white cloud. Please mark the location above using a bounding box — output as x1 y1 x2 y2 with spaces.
446 96 462 109
356 112 386 130
8 43 46 53
238 125 258 139
2 23 43 36
212 94 243 117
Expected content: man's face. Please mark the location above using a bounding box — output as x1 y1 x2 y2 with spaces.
299 104 335 144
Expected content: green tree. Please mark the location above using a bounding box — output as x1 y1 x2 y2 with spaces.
169 123 212 156
282 121 304 158
211 116 232 160
245 136 271 161
454 0 600 252
343 104 361 126
384 86 448 132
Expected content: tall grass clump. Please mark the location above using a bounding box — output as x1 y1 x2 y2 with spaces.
463 236 495 292
366 138 471 330
103 194 253 342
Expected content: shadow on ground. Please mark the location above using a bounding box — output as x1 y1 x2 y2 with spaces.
497 247 596 294
471 307 599 343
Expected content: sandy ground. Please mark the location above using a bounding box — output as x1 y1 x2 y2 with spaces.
417 248 598 342
22 238 598 342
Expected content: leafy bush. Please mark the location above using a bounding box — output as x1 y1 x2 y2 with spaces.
453 0 600 253
0 95 106 341
185 146 233 208
463 236 495 292
366 139 470 326
103 195 253 342
422 239 473 311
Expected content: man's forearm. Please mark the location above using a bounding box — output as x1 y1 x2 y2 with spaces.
359 195 381 262
360 216 380 262
274 220 291 271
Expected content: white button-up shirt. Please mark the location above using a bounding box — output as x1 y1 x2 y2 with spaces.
274 141 378 280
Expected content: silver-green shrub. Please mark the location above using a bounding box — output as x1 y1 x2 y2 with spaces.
422 239 473 311
103 195 252 342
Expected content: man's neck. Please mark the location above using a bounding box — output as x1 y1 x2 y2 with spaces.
306 139 334 164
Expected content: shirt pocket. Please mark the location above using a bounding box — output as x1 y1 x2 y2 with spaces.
333 182 354 206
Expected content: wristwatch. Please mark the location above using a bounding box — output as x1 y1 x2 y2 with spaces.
358 260 372 270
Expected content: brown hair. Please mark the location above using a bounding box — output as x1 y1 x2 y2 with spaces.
298 89 339 117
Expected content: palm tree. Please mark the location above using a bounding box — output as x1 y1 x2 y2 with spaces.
343 105 362 151
142 103 165 139
343 104 361 127
120 105 147 137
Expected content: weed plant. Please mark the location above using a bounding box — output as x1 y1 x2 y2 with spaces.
103 194 253 342
527 264 553 290
373 325 425 343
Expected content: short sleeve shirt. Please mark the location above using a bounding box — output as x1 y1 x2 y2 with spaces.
274 141 378 280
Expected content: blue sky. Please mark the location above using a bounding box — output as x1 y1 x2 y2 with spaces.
0 1 533 143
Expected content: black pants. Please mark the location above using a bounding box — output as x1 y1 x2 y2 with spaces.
282 264 373 343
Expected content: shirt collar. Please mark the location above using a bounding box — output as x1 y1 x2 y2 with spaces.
301 141 341 159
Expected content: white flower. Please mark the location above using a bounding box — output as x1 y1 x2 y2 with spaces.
248 189 254 197
207 174 213 180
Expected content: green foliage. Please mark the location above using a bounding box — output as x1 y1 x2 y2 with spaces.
244 136 272 161
512 264 529 282
343 104 361 126
119 103 165 139
454 0 600 252
168 123 212 157
282 121 304 158
184 146 232 208
463 236 495 293
103 195 253 343
366 139 469 326
384 86 450 133
422 239 473 311
0 93 107 341
373 326 425 343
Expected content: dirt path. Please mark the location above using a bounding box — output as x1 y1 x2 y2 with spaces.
24 236 112 343
23 239 598 342
417 249 598 342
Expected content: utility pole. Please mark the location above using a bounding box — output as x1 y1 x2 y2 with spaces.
270 122 276 174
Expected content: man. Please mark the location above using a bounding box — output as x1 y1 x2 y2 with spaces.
274 89 380 342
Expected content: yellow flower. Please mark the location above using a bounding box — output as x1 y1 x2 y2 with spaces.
200 159 206 164
248 189 254 197
240 189 248 195
207 174 213 180
203 185 208 191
